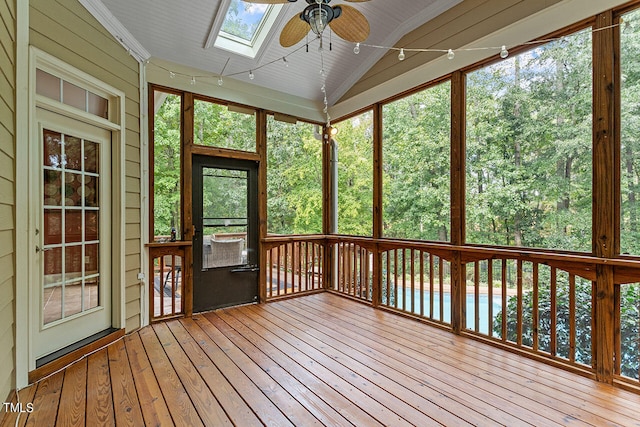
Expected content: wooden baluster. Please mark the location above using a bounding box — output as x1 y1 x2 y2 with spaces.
410 249 415 314
532 263 539 352
474 261 480 333
288 243 293 295
429 254 434 320
569 274 576 363
385 252 391 306
550 267 557 357
276 245 281 296
517 260 523 346
501 259 507 342
488 259 494 337
313 242 318 290
355 245 360 298
419 250 424 317
337 243 342 293
302 241 307 292
394 249 399 309
296 242 302 294
318 243 323 290
363 249 369 300
266 248 273 298
439 257 444 323
160 255 165 318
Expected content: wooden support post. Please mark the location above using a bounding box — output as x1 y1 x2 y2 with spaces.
372 104 384 307
258 110 268 303
182 92 194 316
322 124 333 291
592 11 616 384
450 71 466 334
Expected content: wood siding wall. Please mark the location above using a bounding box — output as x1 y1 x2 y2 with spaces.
29 0 142 331
0 0 15 404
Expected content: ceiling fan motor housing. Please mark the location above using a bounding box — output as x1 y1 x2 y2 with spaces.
301 2 342 35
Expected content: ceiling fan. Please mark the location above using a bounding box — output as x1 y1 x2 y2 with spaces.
242 0 371 47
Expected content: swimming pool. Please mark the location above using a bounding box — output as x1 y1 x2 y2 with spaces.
389 288 504 334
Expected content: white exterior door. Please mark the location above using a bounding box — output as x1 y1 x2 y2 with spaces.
32 108 112 360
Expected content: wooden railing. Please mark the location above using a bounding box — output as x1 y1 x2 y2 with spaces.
316 236 640 390
331 240 374 303
146 241 192 321
463 257 594 371
143 233 639 390
380 247 452 327
263 236 326 300
616 281 640 388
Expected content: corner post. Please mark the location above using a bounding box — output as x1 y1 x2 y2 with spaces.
450 71 466 334
592 11 617 384
372 103 383 307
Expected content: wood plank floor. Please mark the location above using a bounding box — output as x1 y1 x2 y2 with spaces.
2 292 640 426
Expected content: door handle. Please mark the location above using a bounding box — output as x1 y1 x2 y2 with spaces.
231 265 259 273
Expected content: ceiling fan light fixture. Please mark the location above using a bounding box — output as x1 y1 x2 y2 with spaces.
310 9 327 35
302 2 335 36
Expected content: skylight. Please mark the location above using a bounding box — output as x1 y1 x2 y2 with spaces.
215 0 283 59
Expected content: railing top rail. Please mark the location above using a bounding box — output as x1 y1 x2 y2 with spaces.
262 234 327 244
318 234 640 269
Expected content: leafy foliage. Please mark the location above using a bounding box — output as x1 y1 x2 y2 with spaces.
495 279 639 379
335 111 374 236
153 92 181 238
194 99 256 152
466 29 592 251
620 9 640 255
267 117 322 235
382 82 451 241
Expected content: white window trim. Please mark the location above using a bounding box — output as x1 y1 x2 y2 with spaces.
214 3 283 59
16 46 127 378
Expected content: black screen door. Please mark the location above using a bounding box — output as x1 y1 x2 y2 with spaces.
192 155 259 312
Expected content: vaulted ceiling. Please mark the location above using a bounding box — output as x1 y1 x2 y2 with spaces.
95 0 461 107
89 0 618 120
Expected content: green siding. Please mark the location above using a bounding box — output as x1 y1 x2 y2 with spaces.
0 0 14 405
30 0 142 333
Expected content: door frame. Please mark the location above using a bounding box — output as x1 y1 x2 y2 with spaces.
191 155 260 311
32 109 114 360
16 47 127 379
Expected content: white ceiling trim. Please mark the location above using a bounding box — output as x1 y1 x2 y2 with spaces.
147 58 325 123
328 0 462 105
79 0 151 63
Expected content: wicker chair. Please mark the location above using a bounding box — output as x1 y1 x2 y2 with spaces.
204 237 244 268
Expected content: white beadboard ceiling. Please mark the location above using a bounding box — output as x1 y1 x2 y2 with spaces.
97 0 461 113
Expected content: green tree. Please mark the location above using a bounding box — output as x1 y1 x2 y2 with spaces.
335 111 374 236
153 93 181 238
382 82 451 241
621 9 640 255
466 29 592 251
267 117 323 235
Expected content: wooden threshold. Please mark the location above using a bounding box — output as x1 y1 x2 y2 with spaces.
3 294 639 426
28 328 125 384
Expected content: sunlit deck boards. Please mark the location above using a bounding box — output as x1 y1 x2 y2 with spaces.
3 293 640 426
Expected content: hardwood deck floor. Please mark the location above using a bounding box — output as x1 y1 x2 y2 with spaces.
2 292 640 426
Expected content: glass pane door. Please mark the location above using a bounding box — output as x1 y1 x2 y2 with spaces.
33 108 112 361
42 129 101 324
202 168 248 269
192 156 259 312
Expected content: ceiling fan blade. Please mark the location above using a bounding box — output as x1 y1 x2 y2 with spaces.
242 0 293 3
280 14 309 47
329 5 370 43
